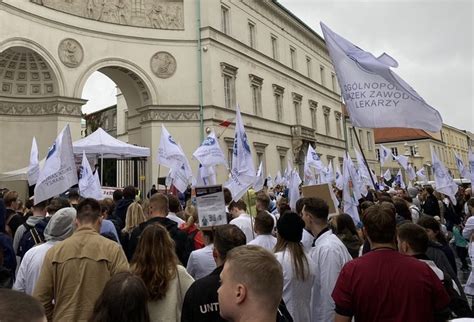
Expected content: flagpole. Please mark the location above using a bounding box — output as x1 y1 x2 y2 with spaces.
246 190 255 239
352 127 378 191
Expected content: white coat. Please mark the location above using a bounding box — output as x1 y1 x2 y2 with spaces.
310 230 352 322
186 244 216 280
229 213 254 243
275 249 316 322
247 234 277 251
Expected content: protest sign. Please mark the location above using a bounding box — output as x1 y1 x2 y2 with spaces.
302 183 337 215
195 185 227 229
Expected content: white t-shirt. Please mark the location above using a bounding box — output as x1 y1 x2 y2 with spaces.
229 213 255 243
248 234 277 251
167 212 185 226
186 244 216 280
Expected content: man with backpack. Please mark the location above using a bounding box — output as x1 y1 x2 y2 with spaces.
13 200 48 260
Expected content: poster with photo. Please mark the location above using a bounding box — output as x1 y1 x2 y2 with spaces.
195 185 227 228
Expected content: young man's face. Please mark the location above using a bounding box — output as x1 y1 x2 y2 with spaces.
218 262 238 320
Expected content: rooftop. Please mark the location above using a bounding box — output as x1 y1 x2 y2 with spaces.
374 128 439 143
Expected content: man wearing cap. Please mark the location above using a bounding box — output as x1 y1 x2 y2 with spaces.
14 207 77 295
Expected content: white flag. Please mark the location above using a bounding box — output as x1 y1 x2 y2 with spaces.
288 169 302 211
416 167 428 183
394 154 409 170
157 125 187 170
253 162 265 192
170 160 193 193
383 169 392 181
355 150 375 190
224 105 256 201
379 145 393 167
193 131 227 168
306 145 324 173
274 171 283 186
395 169 406 189
321 160 335 184
79 151 103 200
27 137 40 186
320 23 442 132
406 164 417 181
304 161 317 185
454 152 469 179
335 169 344 190
266 174 274 189
468 148 474 184
432 148 458 205
195 164 217 187
342 153 360 224
34 125 78 204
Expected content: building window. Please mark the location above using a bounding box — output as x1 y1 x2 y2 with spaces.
410 145 416 156
306 56 312 78
349 128 354 148
323 106 331 135
248 20 256 48
292 93 302 125
104 116 109 130
358 129 364 149
320 65 325 86
391 147 398 160
273 84 285 122
376 148 380 161
249 74 263 116
271 35 278 60
367 131 372 151
221 62 238 109
254 142 268 173
224 137 234 168
290 46 297 69
331 73 337 91
221 5 230 35
335 112 342 139
309 100 317 131
277 146 289 173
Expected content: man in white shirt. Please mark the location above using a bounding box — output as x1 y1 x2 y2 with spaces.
296 197 314 250
186 230 216 279
14 207 77 295
255 192 277 231
248 211 277 251
166 194 185 226
229 199 255 243
302 197 352 322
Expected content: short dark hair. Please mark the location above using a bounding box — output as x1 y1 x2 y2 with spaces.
467 198 474 209
3 191 18 207
256 193 271 210
228 199 247 212
425 186 434 195
362 204 396 244
123 186 137 200
113 189 123 202
68 189 80 201
214 224 246 261
223 188 233 205
397 223 429 254
46 197 70 215
89 272 150 322
254 211 274 235
393 198 412 222
295 197 307 215
32 199 48 211
303 197 329 220
167 194 182 213
76 198 101 224
0 289 45 322
417 215 447 244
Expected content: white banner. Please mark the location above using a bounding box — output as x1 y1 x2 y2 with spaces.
27 137 40 186
193 131 227 168
79 151 103 200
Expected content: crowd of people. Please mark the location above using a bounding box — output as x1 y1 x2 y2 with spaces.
0 183 474 321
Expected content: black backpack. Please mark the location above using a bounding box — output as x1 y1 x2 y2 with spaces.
17 218 48 259
442 274 473 318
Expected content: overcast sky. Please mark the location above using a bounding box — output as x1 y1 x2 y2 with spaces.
82 0 473 132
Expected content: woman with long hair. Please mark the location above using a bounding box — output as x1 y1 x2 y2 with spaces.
121 202 146 259
179 204 204 250
333 213 363 258
274 211 315 321
131 224 194 322
89 272 150 322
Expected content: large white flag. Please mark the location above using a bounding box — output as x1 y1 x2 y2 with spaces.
157 125 187 170
321 160 335 184
224 106 256 201
304 161 317 186
416 167 428 183
193 131 227 168
432 148 458 205
406 164 417 181
454 152 469 178
342 153 360 224
320 23 442 132
383 169 392 181
274 171 283 186
266 175 274 189
355 150 375 190
195 164 216 187
306 145 324 173
170 160 193 193
288 169 302 211
394 154 409 170
379 145 393 167
79 151 103 200
253 162 265 192
468 148 474 184
34 125 78 204
395 169 406 189
27 137 40 186
335 169 344 190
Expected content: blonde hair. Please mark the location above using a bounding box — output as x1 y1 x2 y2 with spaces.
184 204 198 225
123 202 146 233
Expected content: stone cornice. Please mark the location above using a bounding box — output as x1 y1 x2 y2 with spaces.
140 109 199 123
0 96 85 116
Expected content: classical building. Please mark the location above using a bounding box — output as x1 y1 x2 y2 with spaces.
1 0 377 189
374 125 471 181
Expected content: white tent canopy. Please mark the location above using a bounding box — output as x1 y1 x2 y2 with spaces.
73 127 150 158
0 159 45 182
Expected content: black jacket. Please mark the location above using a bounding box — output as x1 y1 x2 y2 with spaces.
181 266 293 322
127 216 189 265
423 195 440 217
112 198 134 230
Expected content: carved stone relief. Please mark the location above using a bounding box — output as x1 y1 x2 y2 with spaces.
33 0 184 30
150 52 176 79
140 110 199 122
0 101 82 116
58 38 84 68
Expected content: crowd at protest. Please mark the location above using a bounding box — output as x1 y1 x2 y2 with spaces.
0 180 474 322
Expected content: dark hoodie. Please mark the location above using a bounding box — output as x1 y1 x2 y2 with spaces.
111 198 134 231
127 216 189 265
0 199 16 287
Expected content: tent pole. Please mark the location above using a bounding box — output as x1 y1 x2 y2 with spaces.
101 153 104 185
